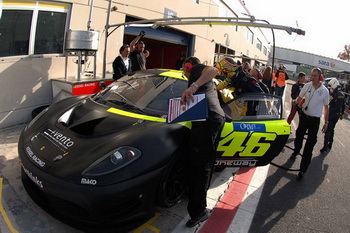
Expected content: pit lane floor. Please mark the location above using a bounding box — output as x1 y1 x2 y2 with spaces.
1 124 250 233
3 81 350 233
0 124 270 233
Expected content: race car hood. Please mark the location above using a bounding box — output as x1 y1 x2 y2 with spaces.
22 97 176 183
58 98 139 136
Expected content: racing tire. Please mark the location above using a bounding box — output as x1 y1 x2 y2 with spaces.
156 154 187 208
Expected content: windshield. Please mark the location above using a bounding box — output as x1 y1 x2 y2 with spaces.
222 93 283 121
92 76 188 116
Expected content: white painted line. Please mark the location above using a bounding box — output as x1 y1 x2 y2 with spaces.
227 165 270 233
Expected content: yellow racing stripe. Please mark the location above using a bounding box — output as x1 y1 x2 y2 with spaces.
159 70 187 80
106 108 192 129
107 108 166 122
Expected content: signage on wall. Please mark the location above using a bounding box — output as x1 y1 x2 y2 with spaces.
318 59 336 69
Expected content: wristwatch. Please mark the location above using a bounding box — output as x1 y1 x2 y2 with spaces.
191 82 199 90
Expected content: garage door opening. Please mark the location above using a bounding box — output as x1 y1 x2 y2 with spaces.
124 35 188 70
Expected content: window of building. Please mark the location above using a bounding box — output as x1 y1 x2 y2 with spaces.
0 1 70 58
246 28 254 44
34 11 67 54
256 38 262 51
263 46 267 56
0 10 33 57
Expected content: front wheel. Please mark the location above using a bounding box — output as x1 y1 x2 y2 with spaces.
156 155 187 208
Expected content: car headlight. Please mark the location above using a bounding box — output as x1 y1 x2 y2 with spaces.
82 146 141 176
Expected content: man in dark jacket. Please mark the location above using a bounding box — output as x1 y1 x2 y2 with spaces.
320 78 346 152
287 72 306 124
215 58 263 97
250 67 269 94
112 44 131 80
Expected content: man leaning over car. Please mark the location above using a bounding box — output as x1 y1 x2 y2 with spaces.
181 56 225 228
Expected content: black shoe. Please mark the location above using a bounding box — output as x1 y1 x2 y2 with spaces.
296 172 304 181
320 146 328 153
289 153 297 160
328 143 332 149
186 210 209 228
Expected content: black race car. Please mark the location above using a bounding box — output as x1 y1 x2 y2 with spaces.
18 69 290 232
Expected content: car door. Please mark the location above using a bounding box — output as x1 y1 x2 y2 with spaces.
215 93 291 167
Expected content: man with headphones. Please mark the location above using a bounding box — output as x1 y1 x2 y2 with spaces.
181 56 225 228
290 68 329 180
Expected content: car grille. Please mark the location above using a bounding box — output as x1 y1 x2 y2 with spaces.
22 169 146 225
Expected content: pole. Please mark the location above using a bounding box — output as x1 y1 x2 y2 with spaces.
87 0 94 31
102 0 112 79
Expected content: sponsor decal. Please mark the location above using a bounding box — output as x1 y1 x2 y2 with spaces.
26 146 45 167
217 131 276 157
233 123 266 132
215 160 257 167
43 128 74 149
81 178 97 185
22 166 44 188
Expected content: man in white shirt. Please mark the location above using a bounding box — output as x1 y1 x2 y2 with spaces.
290 68 329 180
112 44 131 80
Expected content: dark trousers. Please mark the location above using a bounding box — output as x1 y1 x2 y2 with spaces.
323 117 339 147
294 113 320 173
186 113 225 219
275 85 285 97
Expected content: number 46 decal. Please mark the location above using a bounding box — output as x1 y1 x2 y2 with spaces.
217 131 276 157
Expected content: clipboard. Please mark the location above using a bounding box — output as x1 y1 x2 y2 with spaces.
167 93 208 124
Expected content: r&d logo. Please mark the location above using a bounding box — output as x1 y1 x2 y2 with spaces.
234 123 266 132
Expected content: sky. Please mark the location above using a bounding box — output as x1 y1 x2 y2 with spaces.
239 0 350 59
